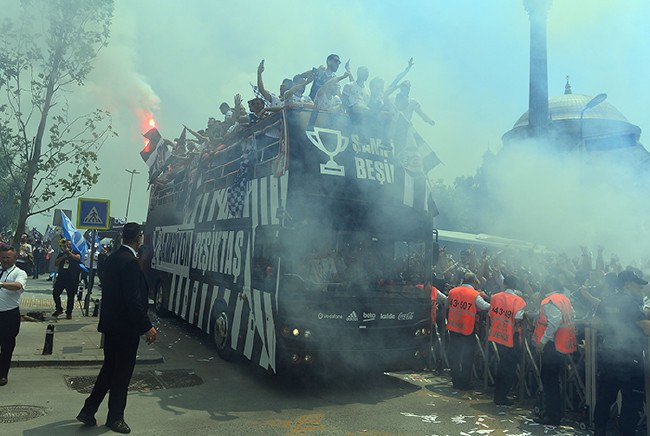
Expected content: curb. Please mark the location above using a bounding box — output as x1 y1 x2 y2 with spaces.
12 353 164 368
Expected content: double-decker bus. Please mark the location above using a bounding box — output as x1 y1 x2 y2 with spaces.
143 108 436 373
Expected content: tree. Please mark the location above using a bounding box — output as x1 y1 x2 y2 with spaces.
0 0 116 246
0 160 22 232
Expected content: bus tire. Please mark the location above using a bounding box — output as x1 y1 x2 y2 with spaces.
212 303 235 361
154 281 171 318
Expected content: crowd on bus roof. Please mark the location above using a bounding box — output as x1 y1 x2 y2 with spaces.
150 54 437 191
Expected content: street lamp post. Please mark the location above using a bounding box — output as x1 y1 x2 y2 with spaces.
124 169 140 221
579 93 607 151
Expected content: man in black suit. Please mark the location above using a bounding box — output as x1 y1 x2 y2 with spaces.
76 223 157 434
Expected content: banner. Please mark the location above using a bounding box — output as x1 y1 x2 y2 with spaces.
60 210 89 272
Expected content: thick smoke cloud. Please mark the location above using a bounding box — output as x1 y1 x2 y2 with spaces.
483 141 650 264
14 0 649 251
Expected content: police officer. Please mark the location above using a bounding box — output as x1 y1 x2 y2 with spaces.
489 275 526 406
593 270 650 436
446 272 490 390
533 279 577 426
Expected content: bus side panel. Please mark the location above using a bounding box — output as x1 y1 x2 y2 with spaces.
150 173 287 373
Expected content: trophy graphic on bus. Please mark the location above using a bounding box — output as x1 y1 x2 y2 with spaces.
306 127 349 177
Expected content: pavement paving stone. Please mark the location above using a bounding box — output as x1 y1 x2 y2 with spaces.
13 276 163 367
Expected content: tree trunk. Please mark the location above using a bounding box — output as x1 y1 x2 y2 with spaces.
12 48 62 246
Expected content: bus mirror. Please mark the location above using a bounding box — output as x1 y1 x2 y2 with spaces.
432 242 440 266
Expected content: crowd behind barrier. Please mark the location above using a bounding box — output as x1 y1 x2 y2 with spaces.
428 244 650 432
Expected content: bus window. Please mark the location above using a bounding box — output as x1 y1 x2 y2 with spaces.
252 226 280 292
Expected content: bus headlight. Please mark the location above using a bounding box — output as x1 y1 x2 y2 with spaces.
414 327 429 337
292 328 300 337
303 330 312 339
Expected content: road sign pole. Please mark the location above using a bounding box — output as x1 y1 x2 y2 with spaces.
125 169 139 221
83 229 96 317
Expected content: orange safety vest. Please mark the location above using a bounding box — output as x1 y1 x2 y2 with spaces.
416 284 439 322
446 286 479 335
488 292 526 348
533 293 577 354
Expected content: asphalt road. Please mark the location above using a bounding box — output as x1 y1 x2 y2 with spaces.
3 310 590 435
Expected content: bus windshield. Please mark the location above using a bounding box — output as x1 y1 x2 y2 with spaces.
281 228 428 294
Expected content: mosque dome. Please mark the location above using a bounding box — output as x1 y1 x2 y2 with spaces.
512 94 632 129
502 85 643 155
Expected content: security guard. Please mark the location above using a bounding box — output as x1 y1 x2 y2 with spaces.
488 275 526 406
446 272 490 390
593 270 650 436
533 279 577 426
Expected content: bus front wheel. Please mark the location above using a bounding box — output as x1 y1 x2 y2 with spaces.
154 281 171 318
213 310 235 361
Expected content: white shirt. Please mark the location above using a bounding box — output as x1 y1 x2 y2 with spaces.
342 81 369 108
539 293 575 345
504 289 526 320
0 265 27 311
462 284 491 311
314 94 342 111
269 93 284 108
122 244 138 258
286 93 313 105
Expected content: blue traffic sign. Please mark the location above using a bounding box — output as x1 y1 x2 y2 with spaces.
77 198 111 230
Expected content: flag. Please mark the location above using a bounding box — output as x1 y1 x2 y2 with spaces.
140 128 163 166
273 111 289 177
175 127 187 155
250 82 271 108
59 210 89 272
43 225 56 243
227 138 255 216
141 127 170 181
28 227 43 242
395 113 442 177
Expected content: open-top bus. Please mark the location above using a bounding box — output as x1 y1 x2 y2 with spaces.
143 108 437 373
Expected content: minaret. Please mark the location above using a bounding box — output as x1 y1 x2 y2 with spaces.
524 0 551 138
564 75 572 95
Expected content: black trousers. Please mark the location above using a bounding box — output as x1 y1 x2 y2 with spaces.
494 340 519 402
540 343 565 421
82 333 140 422
593 360 644 435
0 307 20 378
449 331 476 389
53 279 78 315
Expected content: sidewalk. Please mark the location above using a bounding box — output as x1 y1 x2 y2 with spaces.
13 276 163 367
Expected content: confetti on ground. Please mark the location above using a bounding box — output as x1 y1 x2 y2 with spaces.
451 415 467 424
400 412 440 424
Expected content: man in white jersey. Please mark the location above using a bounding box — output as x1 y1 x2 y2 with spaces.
0 245 28 386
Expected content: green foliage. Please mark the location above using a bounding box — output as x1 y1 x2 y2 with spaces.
0 0 116 242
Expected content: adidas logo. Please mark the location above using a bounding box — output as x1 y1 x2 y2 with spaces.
346 311 358 322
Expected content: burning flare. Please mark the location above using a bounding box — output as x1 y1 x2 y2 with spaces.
138 111 157 150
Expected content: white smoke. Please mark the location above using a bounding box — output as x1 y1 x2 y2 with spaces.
482 140 650 265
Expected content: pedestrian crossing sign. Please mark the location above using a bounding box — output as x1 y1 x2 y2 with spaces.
77 198 110 230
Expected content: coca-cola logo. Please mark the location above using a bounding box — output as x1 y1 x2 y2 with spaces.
398 311 414 321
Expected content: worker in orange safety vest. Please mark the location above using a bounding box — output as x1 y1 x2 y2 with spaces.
446 272 490 390
532 279 577 426
488 275 526 406
416 282 448 325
